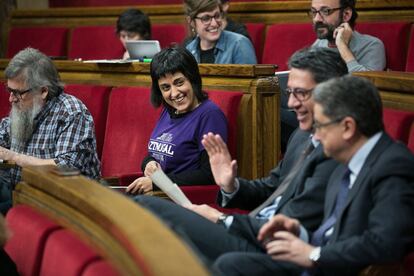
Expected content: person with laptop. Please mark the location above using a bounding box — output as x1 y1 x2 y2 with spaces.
116 8 152 60
184 0 257 64
126 47 228 194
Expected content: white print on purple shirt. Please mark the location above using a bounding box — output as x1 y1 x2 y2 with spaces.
148 132 175 157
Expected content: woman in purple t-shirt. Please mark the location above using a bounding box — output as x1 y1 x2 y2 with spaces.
126 47 228 194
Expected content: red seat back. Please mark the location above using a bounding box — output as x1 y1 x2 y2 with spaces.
206 90 243 158
262 23 315 71
68 26 124 60
406 25 414 72
383 108 414 144
152 24 186 48
181 90 243 205
5 205 61 276
50 0 181 6
355 22 411 71
82 260 120 276
246 23 266 63
0 83 10 119
101 87 161 177
7 27 68 58
64 85 112 158
408 122 414 153
40 229 100 276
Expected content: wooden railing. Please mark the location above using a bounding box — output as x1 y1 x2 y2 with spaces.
8 0 414 27
13 165 209 275
353 71 414 112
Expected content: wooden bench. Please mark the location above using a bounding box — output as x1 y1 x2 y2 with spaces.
6 165 209 275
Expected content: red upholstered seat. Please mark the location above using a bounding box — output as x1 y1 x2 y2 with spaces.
262 23 315 71
68 26 124 60
408 122 414 153
40 229 100 276
152 24 186 48
101 87 161 177
355 22 411 71
49 0 181 6
207 90 243 158
404 252 414 276
180 90 243 205
0 84 10 119
7 27 68 58
64 85 112 158
82 260 120 276
406 25 414 72
5 205 61 276
383 108 414 144
246 23 266 63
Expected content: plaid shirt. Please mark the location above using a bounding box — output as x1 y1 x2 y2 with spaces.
0 92 101 186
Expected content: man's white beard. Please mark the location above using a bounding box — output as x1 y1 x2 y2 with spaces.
9 98 43 151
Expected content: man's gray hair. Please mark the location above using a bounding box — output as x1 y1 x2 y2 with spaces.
313 75 384 137
5 47 63 100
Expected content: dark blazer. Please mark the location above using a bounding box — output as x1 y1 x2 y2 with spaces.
317 133 414 275
218 128 338 232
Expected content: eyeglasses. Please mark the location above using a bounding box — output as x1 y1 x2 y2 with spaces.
313 117 344 130
307 7 342 19
6 86 33 100
194 12 223 25
284 87 313 102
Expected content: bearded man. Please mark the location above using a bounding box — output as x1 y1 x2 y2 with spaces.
310 0 386 72
0 48 100 214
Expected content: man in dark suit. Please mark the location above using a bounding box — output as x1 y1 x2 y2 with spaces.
215 75 414 275
134 47 347 263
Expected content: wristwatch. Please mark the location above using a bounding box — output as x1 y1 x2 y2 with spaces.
309 247 321 265
216 214 228 225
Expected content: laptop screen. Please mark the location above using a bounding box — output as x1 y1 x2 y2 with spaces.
125 40 161 60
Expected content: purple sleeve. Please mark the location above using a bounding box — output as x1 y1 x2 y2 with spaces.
196 108 228 150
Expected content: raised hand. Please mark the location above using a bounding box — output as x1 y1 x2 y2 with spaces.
202 132 238 193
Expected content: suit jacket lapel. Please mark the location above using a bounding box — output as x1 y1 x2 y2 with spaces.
342 134 391 212
332 134 392 237
275 143 320 212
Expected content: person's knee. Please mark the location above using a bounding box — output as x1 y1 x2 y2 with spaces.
213 253 245 276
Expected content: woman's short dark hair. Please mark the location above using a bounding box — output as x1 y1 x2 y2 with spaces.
150 47 207 108
116 9 151 40
340 0 358 28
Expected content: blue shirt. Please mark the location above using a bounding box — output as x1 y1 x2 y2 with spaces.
186 30 257 64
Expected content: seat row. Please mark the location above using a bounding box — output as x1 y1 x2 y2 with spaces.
4 165 209 276
5 205 119 276
48 0 267 7
6 21 414 71
2 82 413 204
